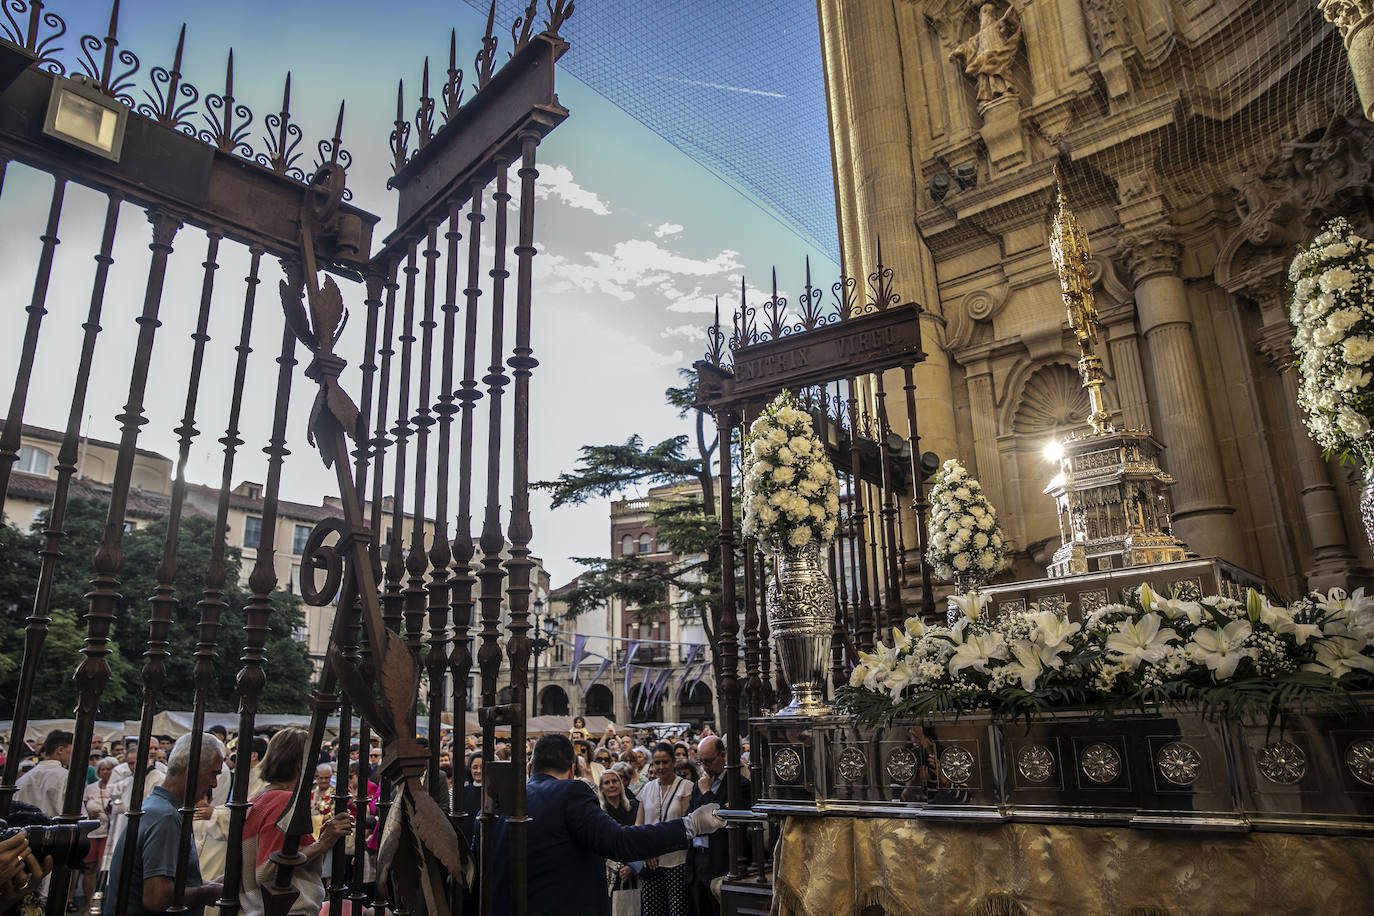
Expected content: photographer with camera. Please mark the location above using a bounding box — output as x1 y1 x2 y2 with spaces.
106 734 226 916
0 804 52 915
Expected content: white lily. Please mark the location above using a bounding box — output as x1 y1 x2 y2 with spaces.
893 625 913 654
854 643 897 691
903 616 926 639
1187 620 1254 679
1137 582 1158 612
1154 596 1203 625
1104 613 1178 669
1258 601 1322 645
1302 636 1374 679
948 631 1007 677
1031 612 1079 657
1004 640 1044 691
949 590 989 622
883 656 921 699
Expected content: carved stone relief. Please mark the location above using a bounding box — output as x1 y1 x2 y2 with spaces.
1011 364 1091 437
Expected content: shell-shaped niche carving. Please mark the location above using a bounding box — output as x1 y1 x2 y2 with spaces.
1012 364 1089 436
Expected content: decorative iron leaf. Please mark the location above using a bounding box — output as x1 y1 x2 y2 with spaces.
329 644 393 737
407 785 471 881
380 630 419 732
279 278 314 347
314 276 345 345
326 385 360 442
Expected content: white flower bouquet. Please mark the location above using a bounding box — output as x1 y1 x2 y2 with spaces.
741 391 840 551
924 458 1006 585
838 583 1374 725
1289 217 1374 460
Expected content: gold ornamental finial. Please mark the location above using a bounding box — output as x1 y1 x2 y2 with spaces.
1049 165 1113 434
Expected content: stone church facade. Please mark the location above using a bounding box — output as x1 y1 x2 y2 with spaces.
817 0 1374 597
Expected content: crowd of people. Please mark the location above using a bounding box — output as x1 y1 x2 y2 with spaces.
0 717 750 916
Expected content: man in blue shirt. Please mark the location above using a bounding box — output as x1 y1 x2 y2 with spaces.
491 733 723 916
106 733 227 916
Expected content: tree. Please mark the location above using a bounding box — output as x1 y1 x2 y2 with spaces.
0 496 313 721
533 369 739 686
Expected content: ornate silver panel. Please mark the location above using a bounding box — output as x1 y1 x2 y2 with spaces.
1170 577 1203 601
1078 589 1109 615
1256 741 1306 785
1016 744 1054 783
1156 741 1202 787
773 746 802 783
1036 593 1069 616
939 746 975 785
1346 739 1374 787
997 598 1026 617
1080 742 1122 784
886 746 917 782
837 746 867 783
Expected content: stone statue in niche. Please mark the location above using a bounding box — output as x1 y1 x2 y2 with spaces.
949 3 1023 108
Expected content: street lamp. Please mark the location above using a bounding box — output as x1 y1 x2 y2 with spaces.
531 597 551 714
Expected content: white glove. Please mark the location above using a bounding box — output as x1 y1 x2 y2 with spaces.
684 803 724 838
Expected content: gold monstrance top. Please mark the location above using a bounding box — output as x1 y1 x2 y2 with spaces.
1049 167 1113 434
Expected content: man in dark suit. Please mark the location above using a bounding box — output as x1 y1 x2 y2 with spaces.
490 733 723 916
687 735 752 916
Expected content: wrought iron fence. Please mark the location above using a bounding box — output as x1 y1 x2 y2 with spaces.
0 2 574 915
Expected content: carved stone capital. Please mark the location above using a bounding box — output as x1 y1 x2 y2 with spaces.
1117 227 1181 284
1320 0 1374 121
1254 322 1296 373
1321 0 1374 46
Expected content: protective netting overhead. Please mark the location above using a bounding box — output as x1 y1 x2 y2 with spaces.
1030 0 1358 222
461 0 840 263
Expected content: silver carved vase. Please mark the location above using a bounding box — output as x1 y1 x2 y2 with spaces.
766 539 836 717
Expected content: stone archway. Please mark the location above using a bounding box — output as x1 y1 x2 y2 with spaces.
584 683 614 719
538 684 570 716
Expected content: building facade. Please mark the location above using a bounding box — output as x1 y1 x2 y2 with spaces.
527 482 719 729
3 420 553 679
817 0 1372 598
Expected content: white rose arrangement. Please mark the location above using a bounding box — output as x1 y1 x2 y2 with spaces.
1289 217 1374 460
925 458 1006 585
839 582 1374 725
741 391 840 551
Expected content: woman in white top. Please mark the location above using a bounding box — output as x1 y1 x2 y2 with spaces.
633 742 693 916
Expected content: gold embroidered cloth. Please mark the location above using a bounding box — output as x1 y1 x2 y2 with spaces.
769 816 1374 915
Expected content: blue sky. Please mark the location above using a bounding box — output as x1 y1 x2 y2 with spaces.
1 0 838 586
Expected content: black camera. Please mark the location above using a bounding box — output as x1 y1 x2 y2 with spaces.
0 821 99 867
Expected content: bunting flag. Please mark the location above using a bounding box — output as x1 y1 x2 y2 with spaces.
685 659 710 698
676 662 700 699
634 666 655 716
570 634 589 684
675 644 703 697
624 661 636 711
623 639 641 668
647 667 675 708
581 657 613 697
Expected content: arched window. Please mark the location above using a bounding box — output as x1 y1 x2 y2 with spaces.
16 445 51 475
538 685 570 716
638 533 652 554
620 534 634 556
584 684 614 718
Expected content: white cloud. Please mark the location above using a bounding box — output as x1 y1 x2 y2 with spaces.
539 239 742 304
654 222 684 238
534 163 611 215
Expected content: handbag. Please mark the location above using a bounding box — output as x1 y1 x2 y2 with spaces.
611 886 641 916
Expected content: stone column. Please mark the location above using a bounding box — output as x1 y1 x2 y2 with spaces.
1255 320 1357 590
819 0 960 468
1101 303 1152 430
1118 226 1248 564
965 361 1008 513
1320 0 1374 121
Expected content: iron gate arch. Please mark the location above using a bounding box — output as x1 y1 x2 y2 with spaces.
0 3 575 915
